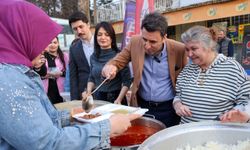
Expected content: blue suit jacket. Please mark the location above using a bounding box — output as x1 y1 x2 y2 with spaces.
69 39 90 100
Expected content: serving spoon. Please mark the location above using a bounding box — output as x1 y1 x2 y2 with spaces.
82 78 109 113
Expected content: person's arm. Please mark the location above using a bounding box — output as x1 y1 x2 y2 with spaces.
173 100 192 117
220 109 250 123
228 40 234 57
114 86 129 104
0 69 111 150
102 40 132 79
172 66 192 117
32 53 47 76
69 49 79 100
114 65 132 104
86 82 95 94
233 77 250 111
34 63 47 77
81 82 95 101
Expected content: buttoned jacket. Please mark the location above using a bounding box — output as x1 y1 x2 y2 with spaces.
69 39 90 100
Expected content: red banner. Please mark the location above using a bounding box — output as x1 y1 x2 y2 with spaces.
135 0 154 34
121 0 154 49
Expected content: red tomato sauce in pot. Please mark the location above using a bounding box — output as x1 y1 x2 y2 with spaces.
110 125 159 146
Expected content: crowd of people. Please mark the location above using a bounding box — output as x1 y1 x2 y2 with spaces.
1 0 250 150
0 1 139 150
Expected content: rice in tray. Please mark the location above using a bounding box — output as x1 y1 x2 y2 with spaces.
177 139 250 150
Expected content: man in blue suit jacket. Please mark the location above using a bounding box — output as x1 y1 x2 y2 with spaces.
68 12 94 100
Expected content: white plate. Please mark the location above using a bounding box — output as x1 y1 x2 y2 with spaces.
73 112 112 123
73 104 148 123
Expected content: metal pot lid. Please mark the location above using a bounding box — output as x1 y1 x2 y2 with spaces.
138 121 250 150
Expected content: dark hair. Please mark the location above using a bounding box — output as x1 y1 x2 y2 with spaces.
141 12 168 37
55 37 66 71
68 11 89 28
94 21 119 58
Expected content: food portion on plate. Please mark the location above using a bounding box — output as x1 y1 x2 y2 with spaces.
73 104 148 123
111 109 130 114
93 104 148 115
73 111 112 123
79 113 102 119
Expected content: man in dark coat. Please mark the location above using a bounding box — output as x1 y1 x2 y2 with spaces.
68 12 94 100
217 30 234 57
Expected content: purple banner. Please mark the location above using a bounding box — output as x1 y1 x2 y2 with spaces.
121 0 136 49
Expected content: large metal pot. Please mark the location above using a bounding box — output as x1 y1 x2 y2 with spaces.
138 121 250 150
111 117 166 150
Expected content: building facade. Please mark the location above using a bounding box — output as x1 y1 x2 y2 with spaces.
93 0 250 73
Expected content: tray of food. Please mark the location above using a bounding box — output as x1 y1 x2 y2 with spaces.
73 104 148 123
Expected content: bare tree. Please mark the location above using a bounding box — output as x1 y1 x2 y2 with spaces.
28 0 78 19
78 0 90 22
27 0 60 17
60 0 78 19
93 0 97 24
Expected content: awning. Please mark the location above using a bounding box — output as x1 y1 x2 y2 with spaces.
165 0 250 26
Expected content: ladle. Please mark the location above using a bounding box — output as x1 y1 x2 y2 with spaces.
82 78 109 113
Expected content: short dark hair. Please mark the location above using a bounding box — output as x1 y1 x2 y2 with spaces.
94 21 119 58
68 11 89 28
141 12 168 37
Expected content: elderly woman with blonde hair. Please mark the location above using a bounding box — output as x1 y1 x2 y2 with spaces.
173 25 250 124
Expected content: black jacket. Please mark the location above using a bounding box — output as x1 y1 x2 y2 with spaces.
69 39 90 100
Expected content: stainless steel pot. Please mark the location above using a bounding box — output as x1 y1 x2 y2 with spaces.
138 121 250 150
111 117 166 150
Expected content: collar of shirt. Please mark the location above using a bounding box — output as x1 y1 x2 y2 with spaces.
81 35 94 66
153 43 167 61
1 63 30 74
81 35 94 46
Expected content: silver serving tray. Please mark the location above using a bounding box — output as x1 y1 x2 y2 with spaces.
138 121 250 150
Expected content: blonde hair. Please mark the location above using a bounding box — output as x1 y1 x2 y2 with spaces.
181 25 218 51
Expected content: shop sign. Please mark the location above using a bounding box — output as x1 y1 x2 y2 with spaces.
236 2 247 12
183 12 192 21
207 7 217 16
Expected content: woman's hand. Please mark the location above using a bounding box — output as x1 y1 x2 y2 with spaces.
125 91 132 106
174 101 192 117
45 72 60 79
220 109 250 123
70 107 84 122
32 53 46 69
53 71 63 78
114 99 122 105
81 91 92 101
109 114 141 137
102 64 117 80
